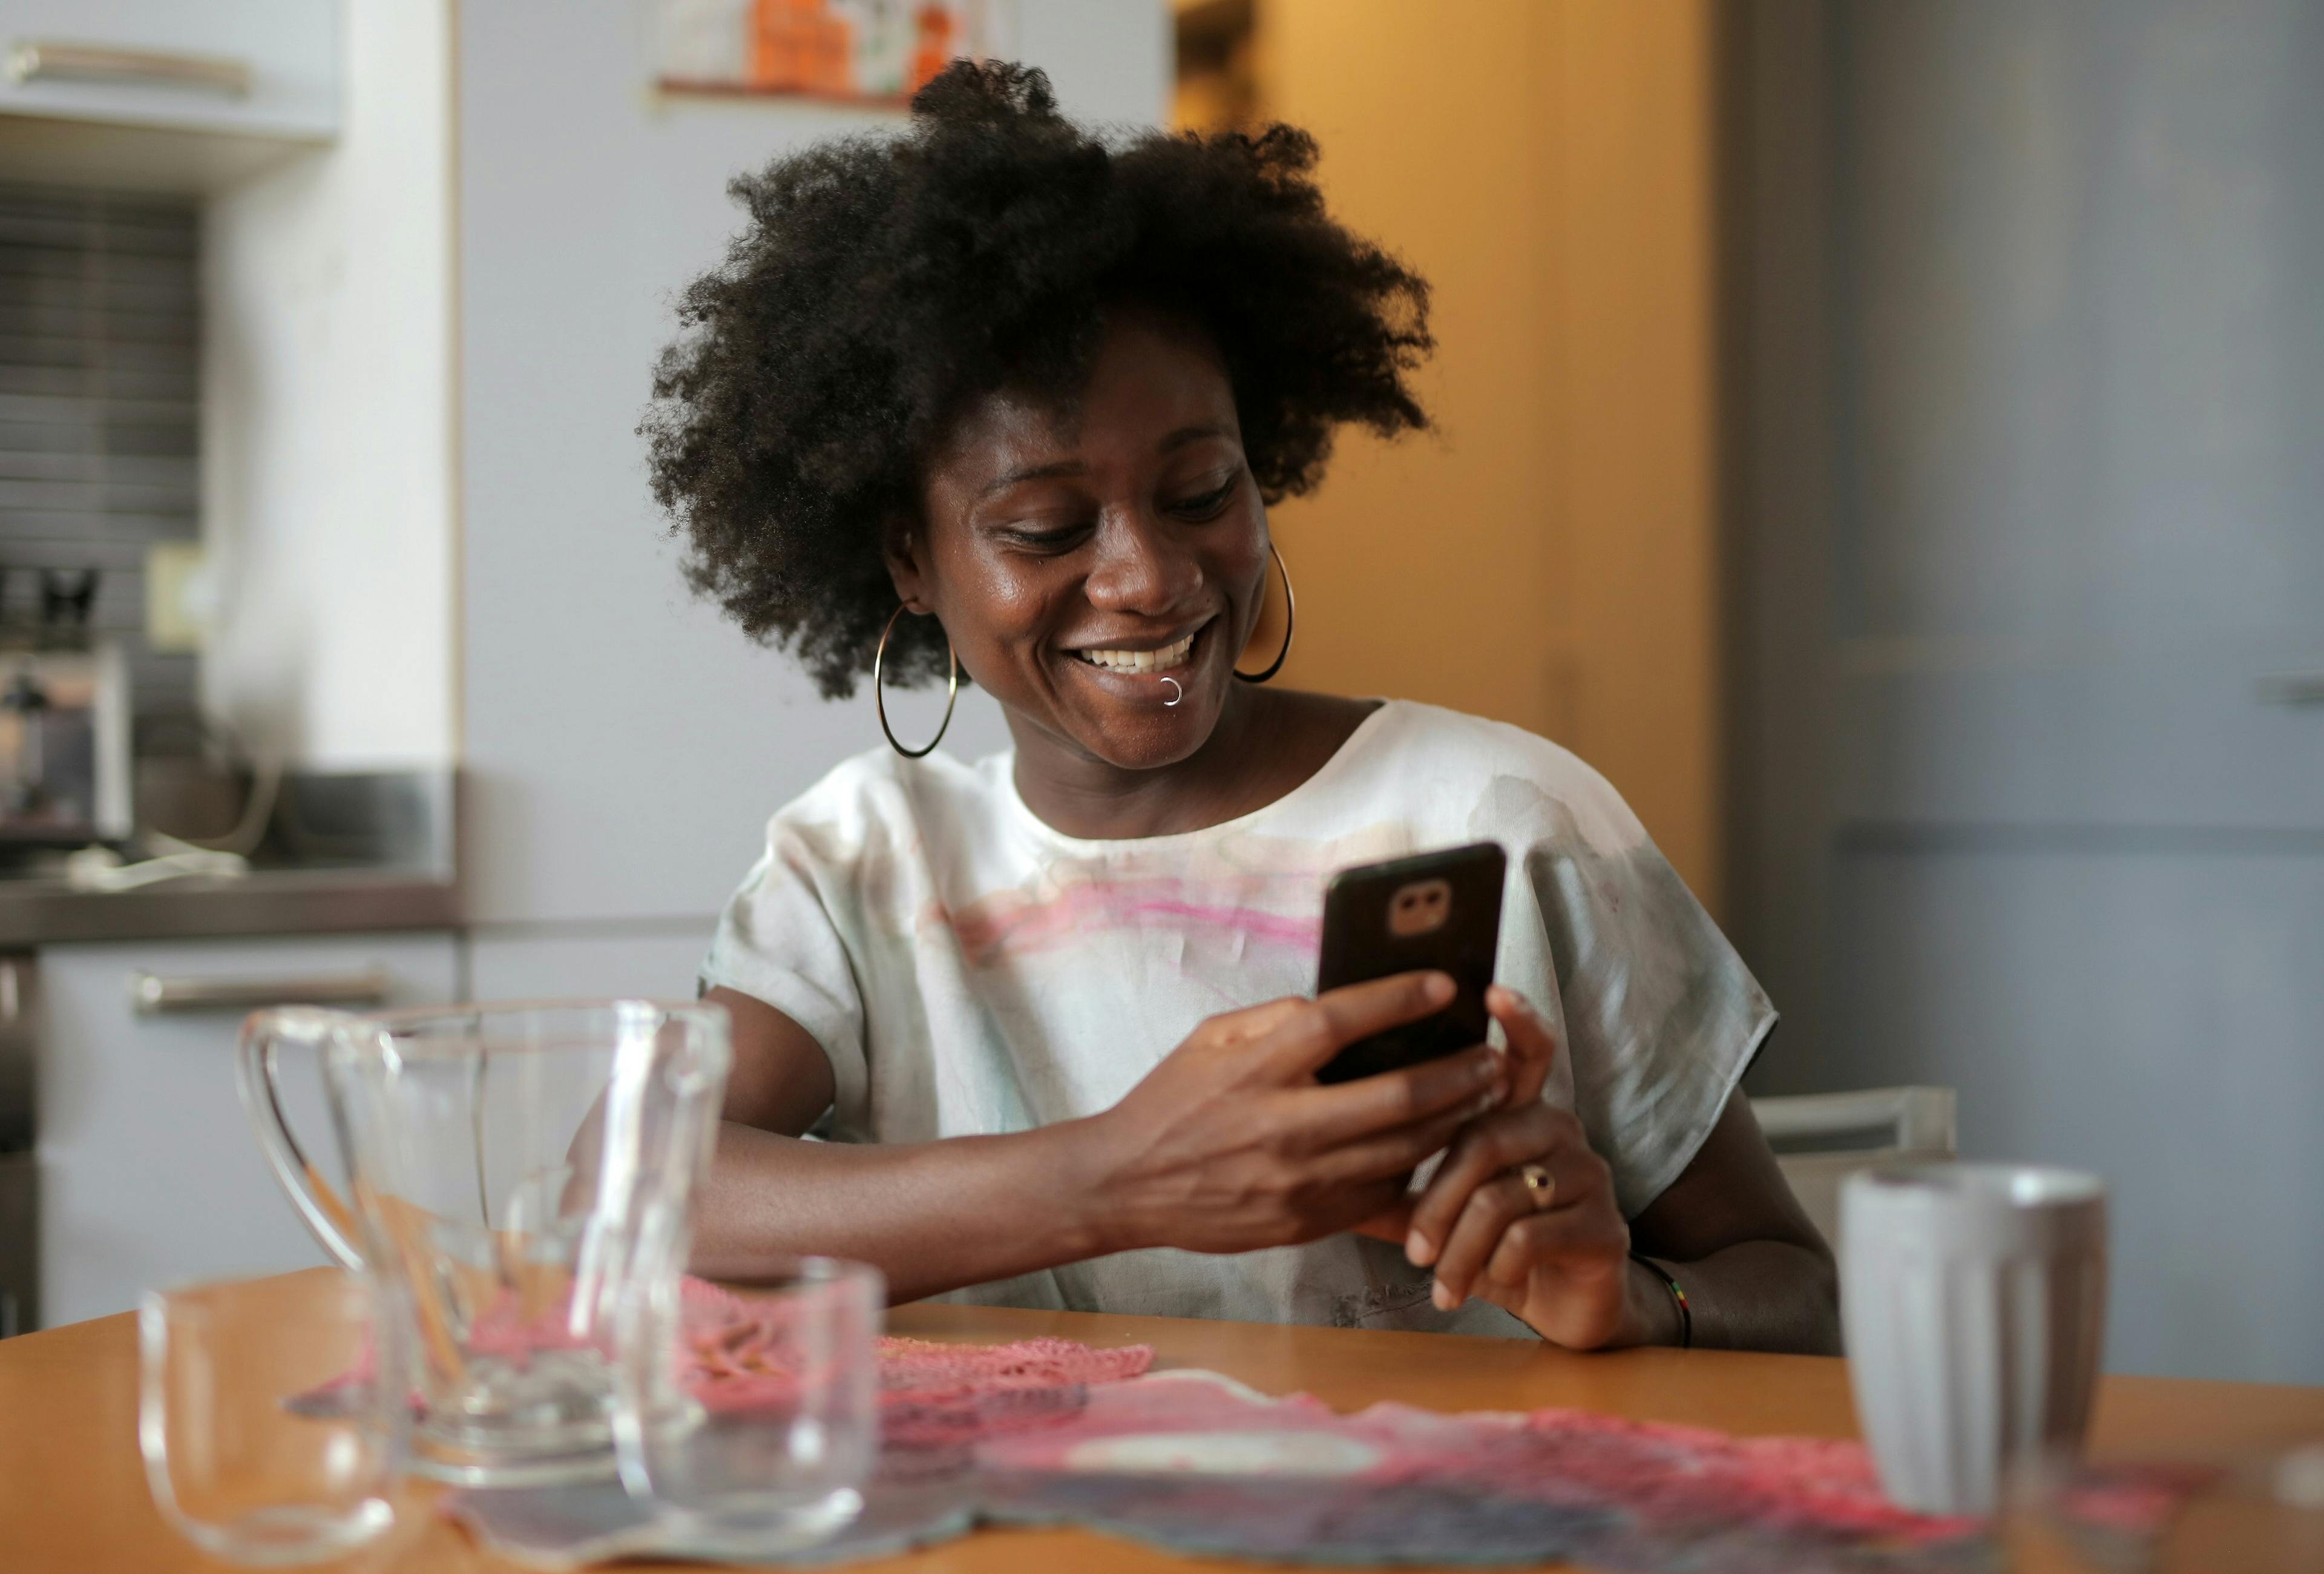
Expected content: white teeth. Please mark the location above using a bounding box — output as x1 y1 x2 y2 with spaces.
1078 633 1196 672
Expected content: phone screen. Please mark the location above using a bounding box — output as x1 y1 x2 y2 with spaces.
1313 841 1506 1085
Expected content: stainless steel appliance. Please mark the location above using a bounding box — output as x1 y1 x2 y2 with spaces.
0 642 130 846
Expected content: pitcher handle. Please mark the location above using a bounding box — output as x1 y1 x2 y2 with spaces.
235 1006 367 1270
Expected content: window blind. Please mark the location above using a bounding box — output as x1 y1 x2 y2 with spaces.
0 182 199 723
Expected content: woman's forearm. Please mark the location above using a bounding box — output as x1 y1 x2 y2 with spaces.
1636 1238 1840 1355
688 1118 1120 1301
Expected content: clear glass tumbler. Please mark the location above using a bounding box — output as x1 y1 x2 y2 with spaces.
614 1253 882 1555
2000 1438 2324 1572
139 1270 408 1566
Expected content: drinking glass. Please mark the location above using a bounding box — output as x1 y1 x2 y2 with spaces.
2000 1438 2324 1572
614 1251 882 1554
139 1271 408 1566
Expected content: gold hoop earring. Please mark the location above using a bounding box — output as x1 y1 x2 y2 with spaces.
873 605 959 758
1233 542 1296 684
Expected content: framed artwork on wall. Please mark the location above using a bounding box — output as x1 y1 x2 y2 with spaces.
649 0 1016 104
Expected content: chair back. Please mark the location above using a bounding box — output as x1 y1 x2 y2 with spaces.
1750 1087 1958 1257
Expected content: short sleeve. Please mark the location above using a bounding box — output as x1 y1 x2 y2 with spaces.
699 823 870 1133
1517 802 1776 1218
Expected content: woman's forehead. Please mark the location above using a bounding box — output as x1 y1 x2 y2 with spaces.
935 315 1240 483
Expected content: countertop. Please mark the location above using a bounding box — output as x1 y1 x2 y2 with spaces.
2 1282 2320 1571
0 863 458 947
0 769 457 947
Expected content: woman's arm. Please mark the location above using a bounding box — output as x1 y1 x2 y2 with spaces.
691 987 1108 1296
694 977 1517 1302
1384 988 1839 1354
1616 1094 1839 1353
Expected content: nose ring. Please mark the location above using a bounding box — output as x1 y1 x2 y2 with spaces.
1161 677 1184 707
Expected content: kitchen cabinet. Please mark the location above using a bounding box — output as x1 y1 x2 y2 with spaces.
36 931 455 1328
0 0 338 140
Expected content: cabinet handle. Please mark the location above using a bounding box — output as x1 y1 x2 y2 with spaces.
6 40 251 98
2255 673 2324 708
130 970 390 1016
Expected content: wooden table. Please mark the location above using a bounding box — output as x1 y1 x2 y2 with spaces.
4 1274 2320 1572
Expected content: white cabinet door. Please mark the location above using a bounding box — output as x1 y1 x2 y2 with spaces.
36 931 456 1328
0 0 338 140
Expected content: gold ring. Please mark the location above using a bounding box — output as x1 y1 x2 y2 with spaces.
1518 1162 1556 1211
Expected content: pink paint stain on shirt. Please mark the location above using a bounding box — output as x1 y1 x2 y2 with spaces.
944 875 1321 966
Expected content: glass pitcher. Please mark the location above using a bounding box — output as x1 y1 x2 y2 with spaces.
237 1000 730 1487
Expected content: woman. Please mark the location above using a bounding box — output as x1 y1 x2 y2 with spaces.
648 62 1837 1352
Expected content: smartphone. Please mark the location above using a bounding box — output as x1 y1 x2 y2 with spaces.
1313 841 1506 1085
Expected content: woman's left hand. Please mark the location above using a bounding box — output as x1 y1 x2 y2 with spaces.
1384 986 1666 1349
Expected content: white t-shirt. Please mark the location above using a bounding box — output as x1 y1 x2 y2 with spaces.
703 699 1774 1336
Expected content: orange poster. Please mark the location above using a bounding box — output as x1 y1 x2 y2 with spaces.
651 0 1008 104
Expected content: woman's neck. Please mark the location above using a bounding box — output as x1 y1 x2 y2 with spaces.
1008 687 1378 841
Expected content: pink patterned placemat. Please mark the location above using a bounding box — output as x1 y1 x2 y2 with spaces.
409 1283 2203 1570
448 1357 2019 1571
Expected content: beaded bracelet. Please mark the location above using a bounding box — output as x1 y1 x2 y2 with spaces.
1630 1253 1692 1349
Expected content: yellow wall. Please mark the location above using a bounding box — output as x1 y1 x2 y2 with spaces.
1255 0 1724 910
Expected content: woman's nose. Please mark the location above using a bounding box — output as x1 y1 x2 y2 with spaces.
1083 510 1202 614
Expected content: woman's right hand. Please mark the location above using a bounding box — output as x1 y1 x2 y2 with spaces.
1075 971 1508 1257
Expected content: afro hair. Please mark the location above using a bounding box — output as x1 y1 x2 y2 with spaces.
642 59 1432 697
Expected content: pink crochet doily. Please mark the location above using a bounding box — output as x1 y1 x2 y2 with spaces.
678 1277 1152 1444
310 1276 1152 1448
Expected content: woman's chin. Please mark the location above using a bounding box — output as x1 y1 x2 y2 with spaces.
1090 722 1215 773
1052 660 1225 771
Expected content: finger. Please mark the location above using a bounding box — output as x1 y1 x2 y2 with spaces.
1486 986 1560 1108
1255 971 1456 1079
1285 1041 1506 1150
1432 1147 1609 1307
1335 1176 1417 1235
1403 1102 1578 1266
1484 1213 1560 1289
1428 1172 1539 1309
1484 1204 1626 1291
1288 1173 1415 1244
1308 1098 1479 1188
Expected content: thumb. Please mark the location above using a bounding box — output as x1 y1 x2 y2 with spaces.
1486 985 1558 1107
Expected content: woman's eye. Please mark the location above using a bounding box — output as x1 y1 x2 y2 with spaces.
1003 522 1091 552
1167 481 1237 519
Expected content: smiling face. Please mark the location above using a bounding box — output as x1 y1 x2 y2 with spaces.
890 312 1273 775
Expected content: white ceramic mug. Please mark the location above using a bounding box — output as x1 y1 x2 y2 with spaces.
1840 1164 2109 1517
